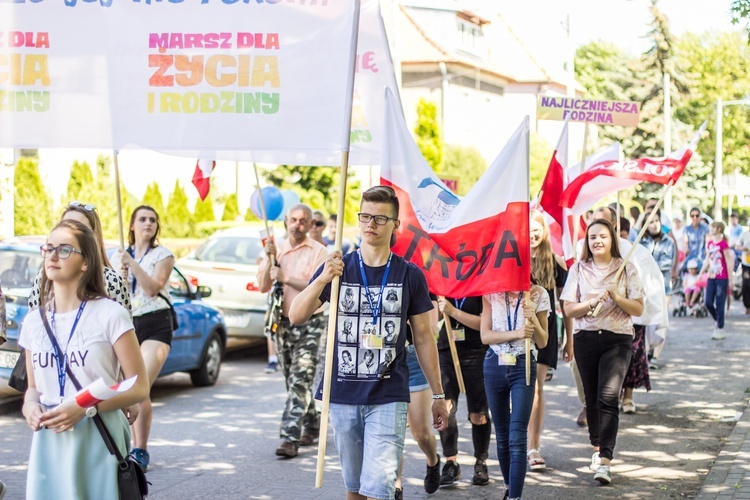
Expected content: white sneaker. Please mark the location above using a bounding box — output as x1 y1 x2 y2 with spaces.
589 451 601 471
712 328 726 340
594 465 611 484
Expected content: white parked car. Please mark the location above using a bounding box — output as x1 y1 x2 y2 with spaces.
178 227 267 338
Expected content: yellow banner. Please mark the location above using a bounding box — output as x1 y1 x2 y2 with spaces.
538 96 640 127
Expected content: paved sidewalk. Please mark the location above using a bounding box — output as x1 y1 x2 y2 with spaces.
697 305 750 500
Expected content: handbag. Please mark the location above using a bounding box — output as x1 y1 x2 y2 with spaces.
8 348 28 393
157 293 179 331
39 308 149 499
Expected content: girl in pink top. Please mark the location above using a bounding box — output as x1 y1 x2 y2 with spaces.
701 221 734 339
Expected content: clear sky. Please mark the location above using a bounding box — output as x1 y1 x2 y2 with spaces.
22 0 743 215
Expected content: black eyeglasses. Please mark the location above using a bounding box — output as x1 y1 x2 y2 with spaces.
40 244 83 259
69 201 96 212
358 213 397 226
314 220 326 227
690 213 701 218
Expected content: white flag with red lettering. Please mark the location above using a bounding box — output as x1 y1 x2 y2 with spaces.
380 89 530 297
561 122 707 212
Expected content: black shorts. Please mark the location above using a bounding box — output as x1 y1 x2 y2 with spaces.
536 310 559 369
133 309 173 346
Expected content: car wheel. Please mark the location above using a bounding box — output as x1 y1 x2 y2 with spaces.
190 331 224 387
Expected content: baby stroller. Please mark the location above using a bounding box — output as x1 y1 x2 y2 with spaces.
672 269 708 318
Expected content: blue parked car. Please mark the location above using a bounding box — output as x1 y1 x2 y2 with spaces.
0 240 227 387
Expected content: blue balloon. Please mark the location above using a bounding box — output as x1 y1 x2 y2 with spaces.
250 186 284 221
278 190 301 220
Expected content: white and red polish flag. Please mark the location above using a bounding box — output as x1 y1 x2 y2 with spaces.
192 159 216 201
73 376 138 409
561 122 707 212
380 89 530 297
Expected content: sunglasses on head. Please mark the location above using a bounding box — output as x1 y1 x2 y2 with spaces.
69 201 96 212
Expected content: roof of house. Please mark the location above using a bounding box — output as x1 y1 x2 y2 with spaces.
397 3 571 88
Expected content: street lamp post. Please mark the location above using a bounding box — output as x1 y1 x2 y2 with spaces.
714 98 750 221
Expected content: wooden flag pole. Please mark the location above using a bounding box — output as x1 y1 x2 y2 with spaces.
592 180 675 317
525 293 531 385
316 150 350 488
253 163 275 266
441 303 465 394
616 191 621 237
316 1 361 488
113 151 125 251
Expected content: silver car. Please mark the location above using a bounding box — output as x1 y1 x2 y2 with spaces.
177 227 267 338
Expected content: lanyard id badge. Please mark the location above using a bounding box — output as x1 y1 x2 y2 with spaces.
453 328 466 342
498 292 524 366
49 302 87 398
357 250 392 350
498 353 517 366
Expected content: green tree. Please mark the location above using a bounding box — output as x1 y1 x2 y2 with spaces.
674 31 750 209
142 182 165 216
264 166 361 224
440 144 487 196
193 192 216 223
221 193 240 222
14 157 54 235
66 160 95 202
731 0 750 42
89 155 134 241
164 180 194 237
414 99 443 170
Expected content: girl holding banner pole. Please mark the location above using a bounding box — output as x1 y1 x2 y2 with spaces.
111 205 176 471
20 220 148 499
560 218 644 485
481 285 548 500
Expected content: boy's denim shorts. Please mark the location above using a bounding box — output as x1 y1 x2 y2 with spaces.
405 344 429 392
329 402 408 500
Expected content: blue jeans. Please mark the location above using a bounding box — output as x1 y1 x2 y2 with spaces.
329 402 407 500
484 350 536 499
705 278 728 329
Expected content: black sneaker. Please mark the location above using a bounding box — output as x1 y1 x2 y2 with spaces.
394 487 403 500
473 459 489 485
440 460 461 486
424 454 441 494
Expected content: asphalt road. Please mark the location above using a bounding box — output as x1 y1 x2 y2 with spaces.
1 304 749 499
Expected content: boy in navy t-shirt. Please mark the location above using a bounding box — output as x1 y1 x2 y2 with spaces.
290 185 448 500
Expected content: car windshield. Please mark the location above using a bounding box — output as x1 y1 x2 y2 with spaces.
0 249 43 289
195 236 264 265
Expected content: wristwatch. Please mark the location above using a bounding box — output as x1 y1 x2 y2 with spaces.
432 393 446 400
85 405 98 418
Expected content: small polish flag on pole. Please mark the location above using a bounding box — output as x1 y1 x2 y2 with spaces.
192 159 216 201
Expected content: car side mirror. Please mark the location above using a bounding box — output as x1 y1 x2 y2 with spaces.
197 285 212 298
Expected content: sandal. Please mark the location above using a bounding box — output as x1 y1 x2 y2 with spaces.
622 399 636 414
527 448 546 471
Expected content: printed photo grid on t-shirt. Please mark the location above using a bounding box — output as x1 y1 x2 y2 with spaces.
336 282 404 381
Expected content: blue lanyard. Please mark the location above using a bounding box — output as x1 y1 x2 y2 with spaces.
455 298 467 310
127 246 152 294
49 301 86 398
357 250 393 328
504 292 523 331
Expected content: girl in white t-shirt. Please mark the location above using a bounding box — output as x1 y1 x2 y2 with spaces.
481 285 549 500
110 205 175 471
20 219 148 499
